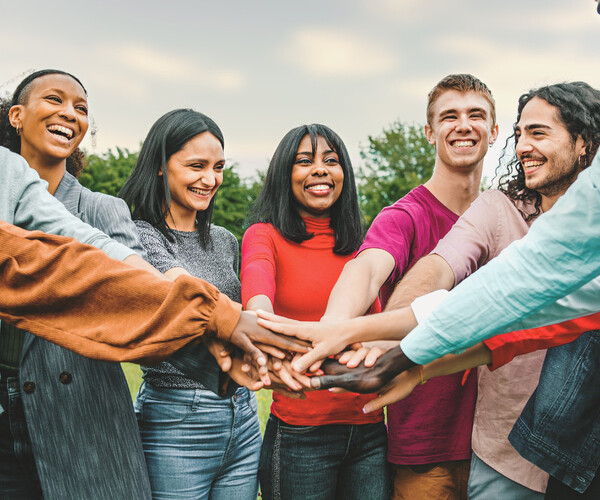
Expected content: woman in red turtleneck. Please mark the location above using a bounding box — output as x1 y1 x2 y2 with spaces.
241 124 388 500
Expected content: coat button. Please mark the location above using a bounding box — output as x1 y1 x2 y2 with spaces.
23 381 36 394
59 371 72 384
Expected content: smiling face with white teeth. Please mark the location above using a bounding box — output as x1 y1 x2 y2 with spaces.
425 89 498 174
515 97 587 209
291 134 344 219
161 131 225 231
9 74 88 168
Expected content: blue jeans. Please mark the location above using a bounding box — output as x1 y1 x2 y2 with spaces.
0 375 42 499
468 452 545 500
135 382 261 500
259 414 389 500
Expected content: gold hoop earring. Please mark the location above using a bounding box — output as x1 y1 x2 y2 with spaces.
15 124 22 136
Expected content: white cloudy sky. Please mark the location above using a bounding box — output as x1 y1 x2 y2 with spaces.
1 0 598 180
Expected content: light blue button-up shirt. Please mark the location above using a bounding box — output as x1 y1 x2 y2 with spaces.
401 153 600 365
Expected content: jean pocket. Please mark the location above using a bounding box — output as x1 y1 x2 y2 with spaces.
139 398 192 427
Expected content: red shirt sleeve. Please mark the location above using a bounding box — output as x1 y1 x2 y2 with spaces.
484 312 600 370
241 223 277 307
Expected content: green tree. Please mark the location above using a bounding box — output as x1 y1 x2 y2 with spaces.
358 122 436 225
80 149 263 248
80 147 139 197
212 166 264 247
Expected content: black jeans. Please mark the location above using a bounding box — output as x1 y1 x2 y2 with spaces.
259 414 389 500
0 375 42 499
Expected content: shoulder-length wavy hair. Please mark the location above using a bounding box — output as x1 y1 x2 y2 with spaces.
119 109 224 248
247 123 363 255
495 82 600 221
0 69 88 177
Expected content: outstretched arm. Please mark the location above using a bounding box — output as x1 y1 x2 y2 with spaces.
363 343 491 413
384 254 455 311
401 157 600 365
363 312 600 412
322 248 395 321
0 222 307 366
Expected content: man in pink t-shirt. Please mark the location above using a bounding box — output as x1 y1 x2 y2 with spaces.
323 74 499 499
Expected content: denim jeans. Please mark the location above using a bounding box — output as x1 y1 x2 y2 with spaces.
0 375 43 499
259 414 389 500
468 452 544 500
135 382 261 500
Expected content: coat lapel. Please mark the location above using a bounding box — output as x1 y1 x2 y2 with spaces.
20 172 83 363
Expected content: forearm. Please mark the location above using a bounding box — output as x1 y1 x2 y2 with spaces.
342 306 419 344
385 254 455 311
323 254 391 320
421 343 491 381
0 223 241 364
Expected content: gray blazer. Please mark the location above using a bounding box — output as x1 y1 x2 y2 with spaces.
18 172 152 499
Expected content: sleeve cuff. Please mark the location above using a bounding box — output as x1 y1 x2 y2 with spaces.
410 289 450 324
207 293 242 341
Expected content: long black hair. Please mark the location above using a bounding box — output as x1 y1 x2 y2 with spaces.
495 82 600 220
119 109 224 248
247 123 363 255
0 69 88 177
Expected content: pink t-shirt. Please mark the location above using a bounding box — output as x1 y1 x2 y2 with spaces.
432 189 548 493
360 185 478 464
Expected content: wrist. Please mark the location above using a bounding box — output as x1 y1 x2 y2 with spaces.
375 346 417 386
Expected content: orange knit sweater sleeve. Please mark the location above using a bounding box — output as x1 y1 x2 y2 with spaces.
0 221 241 365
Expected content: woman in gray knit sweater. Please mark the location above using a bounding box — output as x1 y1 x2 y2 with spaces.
120 109 262 500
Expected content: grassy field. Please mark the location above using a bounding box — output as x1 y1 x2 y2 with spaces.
122 363 273 433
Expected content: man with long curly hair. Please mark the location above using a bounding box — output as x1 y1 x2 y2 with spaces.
381 81 600 499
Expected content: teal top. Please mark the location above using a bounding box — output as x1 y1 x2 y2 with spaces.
402 153 600 364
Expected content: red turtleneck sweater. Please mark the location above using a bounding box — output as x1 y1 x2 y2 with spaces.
241 217 382 425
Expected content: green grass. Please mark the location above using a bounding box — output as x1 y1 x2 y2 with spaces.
121 363 273 433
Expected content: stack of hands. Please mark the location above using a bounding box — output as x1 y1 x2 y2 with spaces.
206 310 419 413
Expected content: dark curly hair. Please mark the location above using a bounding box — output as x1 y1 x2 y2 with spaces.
0 69 88 177
246 123 364 255
495 82 600 221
